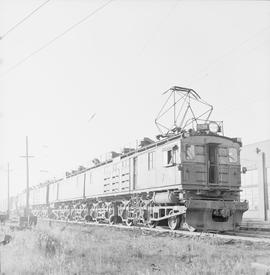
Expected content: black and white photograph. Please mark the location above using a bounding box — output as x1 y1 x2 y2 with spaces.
0 0 270 274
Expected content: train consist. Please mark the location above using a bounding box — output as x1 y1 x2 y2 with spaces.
0 87 248 231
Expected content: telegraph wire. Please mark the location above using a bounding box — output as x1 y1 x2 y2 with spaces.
88 113 96 123
138 0 182 57
189 36 270 89
0 0 114 78
0 0 52 40
188 24 270 86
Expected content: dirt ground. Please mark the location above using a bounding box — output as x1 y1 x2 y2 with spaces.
0 222 270 275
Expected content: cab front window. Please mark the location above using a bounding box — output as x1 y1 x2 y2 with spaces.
229 148 238 163
185 145 195 160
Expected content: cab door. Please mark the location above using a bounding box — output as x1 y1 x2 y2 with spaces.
207 143 219 185
208 144 240 188
217 146 230 186
181 143 207 186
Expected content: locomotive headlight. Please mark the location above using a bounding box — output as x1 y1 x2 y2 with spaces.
209 122 219 133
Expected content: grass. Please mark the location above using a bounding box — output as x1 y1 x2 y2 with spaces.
1 223 270 275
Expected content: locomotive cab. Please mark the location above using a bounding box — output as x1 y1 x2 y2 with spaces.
179 122 248 231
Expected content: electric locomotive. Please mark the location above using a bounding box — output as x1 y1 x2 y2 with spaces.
12 87 249 231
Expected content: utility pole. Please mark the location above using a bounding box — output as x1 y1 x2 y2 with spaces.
261 152 268 221
20 136 34 217
7 163 10 217
1 163 12 218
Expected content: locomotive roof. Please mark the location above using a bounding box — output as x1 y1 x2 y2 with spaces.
86 131 241 170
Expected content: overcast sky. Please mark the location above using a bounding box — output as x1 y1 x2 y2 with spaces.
0 0 270 197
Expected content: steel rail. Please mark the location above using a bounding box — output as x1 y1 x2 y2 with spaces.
36 218 270 244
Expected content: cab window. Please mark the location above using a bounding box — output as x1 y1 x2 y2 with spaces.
185 145 195 160
229 148 238 163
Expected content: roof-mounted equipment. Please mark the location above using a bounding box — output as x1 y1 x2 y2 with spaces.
155 86 213 137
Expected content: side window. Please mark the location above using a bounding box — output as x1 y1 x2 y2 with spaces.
229 148 238 163
163 149 173 166
148 152 155 170
163 145 178 166
185 145 195 160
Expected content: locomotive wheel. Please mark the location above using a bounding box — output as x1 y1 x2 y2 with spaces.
91 211 98 221
183 222 196 232
126 219 133 226
116 216 122 224
109 215 118 225
85 215 93 223
148 221 157 228
168 215 180 230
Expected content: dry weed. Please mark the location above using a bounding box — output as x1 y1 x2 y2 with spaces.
0 224 269 274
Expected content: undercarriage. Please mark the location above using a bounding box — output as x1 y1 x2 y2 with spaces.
30 192 248 232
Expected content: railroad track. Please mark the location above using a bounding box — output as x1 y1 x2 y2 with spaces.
225 230 270 239
32 218 270 244
3 217 270 243
241 219 270 231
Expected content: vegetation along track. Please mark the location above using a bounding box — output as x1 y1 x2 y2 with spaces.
34 218 270 244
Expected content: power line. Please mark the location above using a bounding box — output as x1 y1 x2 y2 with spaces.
188 24 270 86
0 0 52 40
138 0 182 57
0 0 114 78
88 113 96 122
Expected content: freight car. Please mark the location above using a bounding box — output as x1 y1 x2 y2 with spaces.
6 87 249 232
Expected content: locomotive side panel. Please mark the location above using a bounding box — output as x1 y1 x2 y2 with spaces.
134 139 181 191
30 185 47 206
85 166 104 198
58 173 84 201
135 152 156 190
48 181 58 204
109 161 121 193
158 140 181 188
120 158 130 192
86 159 130 196
84 137 182 197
